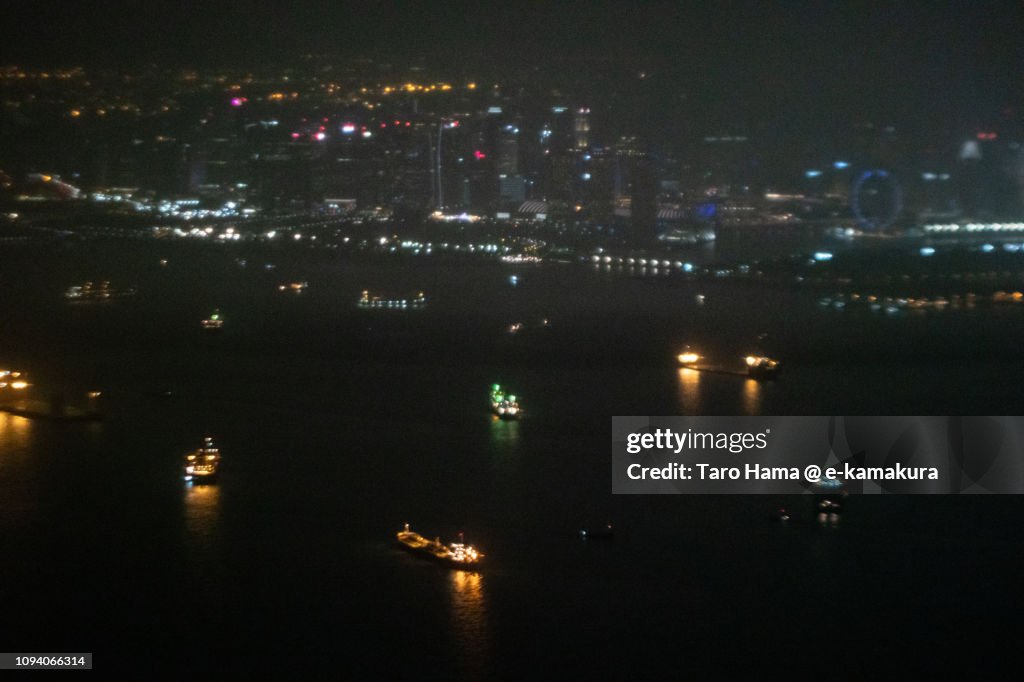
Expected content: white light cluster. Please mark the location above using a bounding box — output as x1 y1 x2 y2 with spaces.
924 223 1024 233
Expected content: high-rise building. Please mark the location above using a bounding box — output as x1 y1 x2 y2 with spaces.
574 108 591 150
499 175 527 204
496 125 520 177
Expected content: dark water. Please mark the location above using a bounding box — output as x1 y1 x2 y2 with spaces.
1 239 1022 678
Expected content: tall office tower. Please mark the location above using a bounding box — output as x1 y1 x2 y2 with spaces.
496 124 520 176
574 108 591 150
546 106 574 152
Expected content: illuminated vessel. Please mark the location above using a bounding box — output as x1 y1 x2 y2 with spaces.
201 310 224 330
676 347 701 367
396 524 483 569
358 290 426 309
677 344 780 380
278 281 309 293
183 437 221 483
744 354 780 380
489 384 521 419
0 369 29 391
64 281 137 302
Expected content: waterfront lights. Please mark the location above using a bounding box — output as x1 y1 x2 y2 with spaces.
678 352 700 364
924 222 1024 233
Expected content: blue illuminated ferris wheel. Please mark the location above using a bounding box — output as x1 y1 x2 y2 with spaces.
850 169 903 231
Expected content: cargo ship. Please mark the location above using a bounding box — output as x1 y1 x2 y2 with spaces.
358 290 426 309
64 280 137 302
396 524 483 569
184 437 221 483
489 384 521 419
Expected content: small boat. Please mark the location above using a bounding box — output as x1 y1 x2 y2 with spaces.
744 355 780 380
201 310 224 330
396 524 483 570
184 437 221 483
677 346 701 367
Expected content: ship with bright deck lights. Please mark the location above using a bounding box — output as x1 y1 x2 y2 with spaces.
184 437 221 483
489 384 521 419
677 344 780 381
64 280 137 302
358 290 426 309
396 524 483 569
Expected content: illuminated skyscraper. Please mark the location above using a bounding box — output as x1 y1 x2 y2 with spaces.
574 108 591 150
496 125 519 176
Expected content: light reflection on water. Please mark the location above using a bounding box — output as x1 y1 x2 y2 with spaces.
0 411 32 453
741 379 762 416
0 413 35 522
449 569 488 678
184 483 222 547
183 482 224 602
184 483 221 531
676 368 702 414
488 415 520 446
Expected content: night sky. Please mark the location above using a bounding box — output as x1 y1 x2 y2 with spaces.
2 1 1022 138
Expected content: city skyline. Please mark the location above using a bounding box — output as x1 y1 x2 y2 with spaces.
3 3 1024 678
